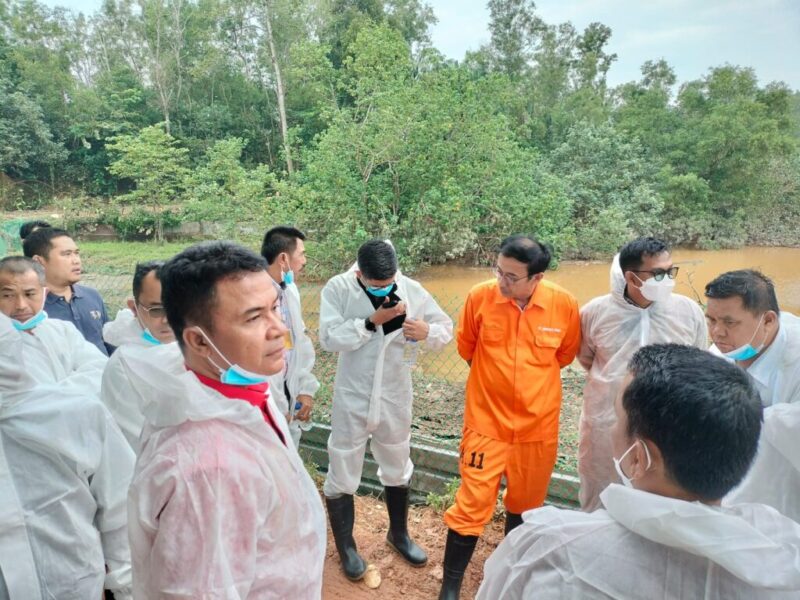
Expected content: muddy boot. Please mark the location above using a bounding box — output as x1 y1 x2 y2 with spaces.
504 511 523 536
384 485 428 566
438 528 478 600
325 494 367 581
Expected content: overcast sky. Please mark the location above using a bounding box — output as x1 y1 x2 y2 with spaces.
40 0 800 90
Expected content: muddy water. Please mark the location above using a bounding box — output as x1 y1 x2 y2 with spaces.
417 247 800 314
409 247 799 382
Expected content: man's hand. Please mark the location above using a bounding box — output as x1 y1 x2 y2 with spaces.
295 394 313 421
369 298 406 326
402 317 430 341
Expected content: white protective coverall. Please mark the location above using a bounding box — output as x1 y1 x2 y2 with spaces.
101 308 180 451
121 342 326 599
726 402 800 522
266 282 320 448
20 315 107 397
319 269 453 497
477 484 800 599
577 256 707 510
710 311 800 406
103 308 147 347
0 314 135 600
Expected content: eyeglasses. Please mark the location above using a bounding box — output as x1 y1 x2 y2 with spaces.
492 266 530 285
137 303 167 319
631 266 680 282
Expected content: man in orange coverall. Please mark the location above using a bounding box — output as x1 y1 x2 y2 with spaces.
438 235 581 600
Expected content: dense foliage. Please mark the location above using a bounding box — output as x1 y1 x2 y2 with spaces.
1 0 798 271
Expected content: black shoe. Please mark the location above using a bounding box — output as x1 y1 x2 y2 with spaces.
325 494 367 581
504 511 523 536
438 528 478 600
383 485 428 566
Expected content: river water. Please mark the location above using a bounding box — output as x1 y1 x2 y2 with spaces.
417 247 800 315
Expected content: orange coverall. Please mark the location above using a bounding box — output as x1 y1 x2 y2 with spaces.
444 279 581 536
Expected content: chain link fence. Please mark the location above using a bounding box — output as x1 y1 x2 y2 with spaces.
0 226 582 507
80 276 582 506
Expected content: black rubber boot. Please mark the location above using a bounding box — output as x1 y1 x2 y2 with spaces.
438 528 478 600
384 486 428 566
325 494 367 581
505 511 523 536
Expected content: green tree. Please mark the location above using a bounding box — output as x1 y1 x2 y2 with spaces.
107 125 190 241
184 137 276 235
549 121 661 257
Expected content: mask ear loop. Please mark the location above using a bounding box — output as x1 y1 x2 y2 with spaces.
619 439 653 480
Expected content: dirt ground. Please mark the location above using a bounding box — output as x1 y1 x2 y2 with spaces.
322 494 504 600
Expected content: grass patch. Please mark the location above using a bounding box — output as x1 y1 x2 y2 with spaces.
79 241 189 275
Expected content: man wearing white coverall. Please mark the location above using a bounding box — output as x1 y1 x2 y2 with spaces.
703 269 800 521
261 226 319 448
126 241 325 599
320 239 453 580
478 344 800 600
577 237 706 511
101 260 177 451
0 256 107 396
0 313 135 599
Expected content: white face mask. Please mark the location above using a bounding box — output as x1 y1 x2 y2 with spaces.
634 274 675 302
613 439 652 488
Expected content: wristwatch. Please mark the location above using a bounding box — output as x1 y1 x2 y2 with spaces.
365 317 377 332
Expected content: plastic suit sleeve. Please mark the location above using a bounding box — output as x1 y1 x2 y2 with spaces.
293 319 320 398
419 291 454 352
556 297 581 368
456 293 478 362
319 281 373 353
576 304 597 371
100 354 145 451
63 321 108 396
91 411 136 598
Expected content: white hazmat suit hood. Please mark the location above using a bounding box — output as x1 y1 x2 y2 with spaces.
0 314 135 600
577 255 707 510
478 484 800 599
101 308 174 452
103 308 150 347
121 342 326 599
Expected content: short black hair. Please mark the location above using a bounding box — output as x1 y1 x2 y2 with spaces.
705 269 780 316
19 220 52 240
22 227 73 259
357 240 397 280
160 241 267 346
618 237 670 273
498 235 551 276
0 256 46 284
260 226 306 264
624 344 763 501
132 260 165 301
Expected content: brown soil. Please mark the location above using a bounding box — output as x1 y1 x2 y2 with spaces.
322 494 504 600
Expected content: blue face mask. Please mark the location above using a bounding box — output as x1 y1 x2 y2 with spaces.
367 282 394 297
283 269 295 286
141 328 161 345
196 328 271 386
722 314 767 362
12 309 47 331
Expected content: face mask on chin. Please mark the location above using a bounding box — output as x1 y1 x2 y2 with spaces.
722 313 767 361
11 294 48 331
194 327 271 386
